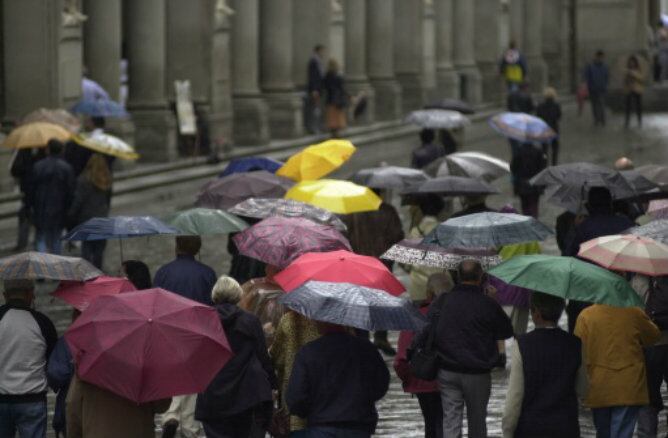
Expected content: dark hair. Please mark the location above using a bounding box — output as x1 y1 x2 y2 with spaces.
91 116 106 129
595 50 605 57
509 40 516 49
176 235 202 256
457 260 483 283
417 193 445 217
314 44 325 52
122 260 152 290
530 292 565 323
627 55 640 69
419 128 435 144
47 139 64 155
586 186 613 214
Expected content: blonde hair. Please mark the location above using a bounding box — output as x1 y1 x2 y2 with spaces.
85 154 112 191
327 58 340 73
211 275 243 304
543 87 557 100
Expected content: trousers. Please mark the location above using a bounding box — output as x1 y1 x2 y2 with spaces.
0 401 47 438
592 406 640 438
438 369 491 438
417 392 443 438
162 394 201 438
590 92 607 126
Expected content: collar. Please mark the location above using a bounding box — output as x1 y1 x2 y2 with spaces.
176 254 196 260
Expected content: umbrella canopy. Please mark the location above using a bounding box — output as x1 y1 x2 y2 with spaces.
3 122 71 149
402 175 500 196
65 289 233 403
196 171 294 210
489 112 557 143
426 152 510 181
232 217 351 269
278 281 426 331
228 197 347 231
423 212 554 249
648 200 668 219
284 179 382 214
52 276 136 311
219 156 283 177
276 139 356 181
423 98 475 114
274 250 405 296
64 216 178 241
488 255 644 307
627 220 668 245
381 239 502 269
636 164 668 188
406 109 470 130
578 234 668 276
351 166 429 190
0 252 102 281
71 98 129 118
72 132 139 160
164 208 248 235
22 108 80 133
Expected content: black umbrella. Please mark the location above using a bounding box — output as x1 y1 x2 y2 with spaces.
403 175 499 197
635 164 668 188
195 171 294 210
423 98 475 114
351 166 429 190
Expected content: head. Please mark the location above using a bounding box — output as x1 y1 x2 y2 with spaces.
543 87 557 101
594 50 605 62
456 260 484 286
426 272 454 301
417 193 445 217
314 44 325 56
530 292 565 326
121 260 152 290
211 275 243 305
83 116 105 131
614 156 634 170
627 55 640 70
84 154 112 191
419 128 435 145
3 279 35 306
327 58 340 73
175 235 202 257
461 195 487 209
585 186 613 215
47 139 64 156
509 40 517 50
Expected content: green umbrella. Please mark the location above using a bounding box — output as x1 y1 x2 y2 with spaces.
488 254 643 308
164 208 248 235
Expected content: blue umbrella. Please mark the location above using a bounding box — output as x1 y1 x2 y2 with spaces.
71 99 129 118
63 216 178 241
489 112 557 143
219 156 283 177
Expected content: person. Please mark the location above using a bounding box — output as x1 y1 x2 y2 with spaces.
81 70 110 101
575 303 660 438
26 139 76 254
228 218 267 285
439 129 458 155
0 279 57 438
585 50 610 126
411 129 445 170
450 195 494 218
65 116 106 177
10 148 45 251
238 264 285 344
657 26 668 81
121 260 153 290
196 276 277 438
535 87 562 165
286 321 390 437
306 44 326 134
68 154 112 269
510 142 547 218
506 81 534 114
47 310 79 438
499 41 527 92
322 58 347 137
624 55 645 128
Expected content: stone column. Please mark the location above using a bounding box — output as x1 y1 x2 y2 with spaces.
452 0 482 103
509 0 524 47
422 1 438 100
524 0 547 92
293 0 331 90
83 0 121 101
395 0 425 112
259 0 303 138
475 0 502 103
207 4 234 150
434 0 459 98
344 0 375 124
366 0 402 120
229 0 269 145
542 0 563 90
125 0 177 161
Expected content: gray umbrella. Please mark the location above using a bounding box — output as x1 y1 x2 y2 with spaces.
636 165 668 188
228 197 347 231
422 212 554 249
405 109 470 130
627 220 668 245
426 152 510 181
381 239 502 269
352 166 429 190
277 281 426 331
403 175 500 197
423 98 475 114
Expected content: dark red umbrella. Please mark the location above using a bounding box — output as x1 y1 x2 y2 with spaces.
52 275 136 311
65 288 233 403
232 217 351 269
274 250 405 296
195 170 294 210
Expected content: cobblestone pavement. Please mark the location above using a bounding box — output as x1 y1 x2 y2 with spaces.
38 103 668 437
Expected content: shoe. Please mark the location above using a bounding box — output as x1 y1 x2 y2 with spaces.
374 339 397 356
161 420 178 438
495 353 507 369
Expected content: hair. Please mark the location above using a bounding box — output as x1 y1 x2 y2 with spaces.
426 272 454 299
457 260 484 283
543 87 557 100
509 40 517 49
84 154 112 191
586 186 613 213
176 235 202 256
3 279 34 297
211 275 243 304
530 291 565 323
327 58 339 73
461 195 487 208
91 116 106 129
417 193 445 217
419 128 435 144
627 55 640 70
47 139 64 155
595 49 605 57
314 44 325 53
121 260 152 290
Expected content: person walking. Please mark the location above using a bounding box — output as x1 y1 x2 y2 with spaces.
585 50 610 127
47 310 79 438
624 55 645 128
121 260 153 290
535 87 562 165
506 82 534 114
502 292 588 438
411 129 445 170
510 142 547 218
322 58 348 138
306 44 326 134
10 148 45 251
499 41 527 92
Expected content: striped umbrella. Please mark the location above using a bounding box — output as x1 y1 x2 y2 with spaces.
578 234 668 276
0 252 102 281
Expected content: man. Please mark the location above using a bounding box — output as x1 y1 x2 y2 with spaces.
499 41 527 92
0 279 58 438
506 82 534 114
510 142 547 218
585 50 610 126
286 322 390 437
503 292 587 438
411 129 445 170
429 260 513 438
575 303 659 438
10 147 45 251
306 44 326 134
155 236 217 438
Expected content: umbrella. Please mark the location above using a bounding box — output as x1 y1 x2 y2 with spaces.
65 289 233 403
278 281 426 331
232 217 351 269
648 200 668 219
284 179 382 214
228 197 347 231
22 108 80 133
636 164 668 188
219 156 283 177
351 166 429 190
423 212 554 249
196 171 294 210
578 234 668 276
52 276 136 311
64 216 178 241
276 139 356 181
406 109 471 130
71 98 129 118
426 152 510 181
3 122 71 149
423 98 475 114
627 220 668 244
488 255 644 307
274 250 405 296
72 132 139 160
164 208 247 235
402 175 500 196
381 239 502 269
489 112 557 143
0 251 102 281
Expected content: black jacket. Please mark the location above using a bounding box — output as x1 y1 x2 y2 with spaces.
536 99 562 133
68 178 111 228
307 55 324 94
411 143 446 170
322 72 347 108
26 156 76 230
507 91 534 113
195 303 277 419
510 144 547 196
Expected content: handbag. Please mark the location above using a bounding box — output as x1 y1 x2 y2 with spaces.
409 292 450 381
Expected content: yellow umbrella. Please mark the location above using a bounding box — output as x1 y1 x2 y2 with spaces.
22 108 81 133
72 132 139 161
3 122 71 149
276 139 356 181
285 179 381 214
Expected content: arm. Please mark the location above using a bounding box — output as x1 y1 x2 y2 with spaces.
393 331 412 384
47 338 74 393
370 347 391 401
502 346 524 438
67 180 86 224
285 350 310 418
494 302 515 340
636 309 661 346
575 344 589 400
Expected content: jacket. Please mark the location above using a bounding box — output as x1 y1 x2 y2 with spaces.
341 202 404 259
575 304 660 407
394 304 439 394
565 212 635 256
510 144 547 196
407 216 441 302
411 142 446 170
506 91 534 113
68 177 111 228
322 72 347 108
624 68 645 94
26 155 76 230
536 99 562 132
307 55 324 94
153 254 217 305
47 337 74 436
585 61 610 94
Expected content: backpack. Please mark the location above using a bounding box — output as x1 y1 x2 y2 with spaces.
646 277 668 330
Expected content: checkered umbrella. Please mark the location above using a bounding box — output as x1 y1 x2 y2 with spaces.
381 239 501 269
627 220 668 245
0 251 102 281
278 281 426 331
228 198 347 231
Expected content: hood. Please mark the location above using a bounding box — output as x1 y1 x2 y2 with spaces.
215 302 243 329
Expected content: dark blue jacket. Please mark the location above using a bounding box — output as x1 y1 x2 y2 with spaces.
47 337 73 437
565 212 635 256
26 156 75 230
411 142 445 170
585 61 610 94
153 255 217 305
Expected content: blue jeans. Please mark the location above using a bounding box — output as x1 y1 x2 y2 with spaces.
0 401 47 438
592 406 640 438
35 228 62 254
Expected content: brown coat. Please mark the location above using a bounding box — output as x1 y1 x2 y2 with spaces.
66 375 171 438
341 202 405 259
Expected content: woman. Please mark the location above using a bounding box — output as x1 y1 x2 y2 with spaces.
624 55 645 128
68 153 112 268
536 87 562 165
121 260 152 290
322 58 347 137
195 276 277 438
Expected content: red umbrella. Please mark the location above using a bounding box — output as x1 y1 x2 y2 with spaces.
65 288 233 403
52 275 136 311
274 250 405 296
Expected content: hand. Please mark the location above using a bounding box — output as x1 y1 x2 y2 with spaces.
485 284 497 298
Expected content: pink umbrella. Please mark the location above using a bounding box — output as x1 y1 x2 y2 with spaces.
579 234 668 276
52 275 136 311
65 288 233 403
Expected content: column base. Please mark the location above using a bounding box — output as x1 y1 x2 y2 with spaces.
263 92 304 139
478 61 503 105
130 108 178 162
435 66 460 99
369 78 402 121
346 80 376 126
454 65 482 105
207 110 234 154
396 73 426 114
232 95 270 146
525 55 548 93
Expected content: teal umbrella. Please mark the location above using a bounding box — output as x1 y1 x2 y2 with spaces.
164 208 248 235
488 255 643 308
